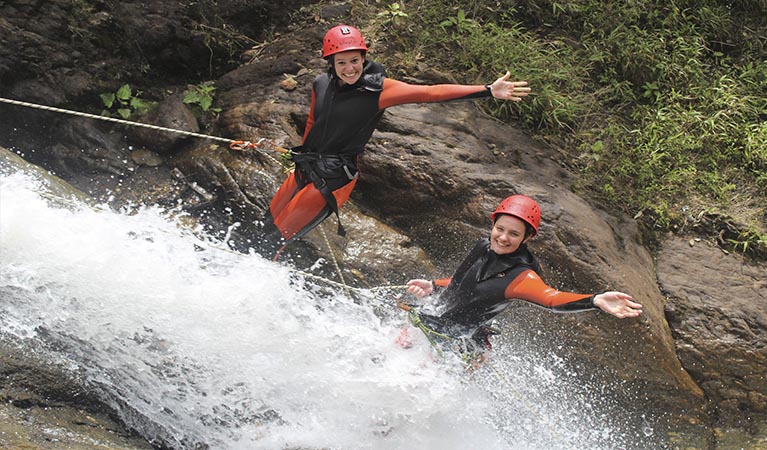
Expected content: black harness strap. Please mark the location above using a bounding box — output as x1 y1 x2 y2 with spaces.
291 151 358 237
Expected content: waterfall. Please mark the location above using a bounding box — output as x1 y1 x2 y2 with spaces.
0 168 656 450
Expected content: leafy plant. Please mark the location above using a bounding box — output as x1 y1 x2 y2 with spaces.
377 2 409 27
100 84 155 119
183 82 221 116
439 9 478 33
727 227 767 259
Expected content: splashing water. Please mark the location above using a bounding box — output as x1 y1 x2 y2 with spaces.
0 169 658 449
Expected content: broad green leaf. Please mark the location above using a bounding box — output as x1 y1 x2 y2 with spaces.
116 84 132 101
100 92 115 108
199 96 213 111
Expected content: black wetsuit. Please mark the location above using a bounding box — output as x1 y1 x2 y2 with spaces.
419 238 596 349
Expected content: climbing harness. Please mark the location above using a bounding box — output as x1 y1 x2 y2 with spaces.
396 299 453 358
290 151 359 238
395 298 493 365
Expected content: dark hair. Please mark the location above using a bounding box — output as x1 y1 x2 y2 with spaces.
523 223 535 239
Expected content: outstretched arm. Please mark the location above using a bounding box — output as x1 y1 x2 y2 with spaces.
379 73 531 109
507 270 642 319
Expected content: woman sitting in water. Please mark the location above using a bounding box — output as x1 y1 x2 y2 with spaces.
402 194 642 351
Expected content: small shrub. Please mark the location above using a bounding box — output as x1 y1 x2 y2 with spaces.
183 82 221 116
100 84 155 119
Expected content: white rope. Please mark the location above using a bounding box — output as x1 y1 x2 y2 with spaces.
0 96 235 144
318 222 351 295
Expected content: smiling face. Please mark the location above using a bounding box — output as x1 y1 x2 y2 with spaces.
332 50 364 86
490 214 531 255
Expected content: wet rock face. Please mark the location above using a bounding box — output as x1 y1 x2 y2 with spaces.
0 294 154 449
658 237 767 430
128 94 200 154
0 0 316 197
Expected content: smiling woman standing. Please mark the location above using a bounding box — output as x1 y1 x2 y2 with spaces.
261 24 532 257
404 194 643 350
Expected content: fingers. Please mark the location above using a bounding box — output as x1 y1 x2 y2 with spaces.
406 279 432 298
489 71 532 101
596 291 643 318
620 308 642 318
609 302 642 318
614 309 641 319
625 299 643 309
500 81 531 101
508 83 531 94
407 286 427 298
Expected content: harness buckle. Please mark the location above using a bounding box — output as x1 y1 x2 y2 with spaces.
313 176 327 189
343 165 359 180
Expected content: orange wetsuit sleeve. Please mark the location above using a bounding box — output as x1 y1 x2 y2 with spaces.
302 89 317 143
505 269 593 307
378 78 489 109
433 278 452 288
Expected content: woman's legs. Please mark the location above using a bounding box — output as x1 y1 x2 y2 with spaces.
260 171 358 257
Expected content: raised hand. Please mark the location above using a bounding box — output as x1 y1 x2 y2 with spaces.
489 71 531 102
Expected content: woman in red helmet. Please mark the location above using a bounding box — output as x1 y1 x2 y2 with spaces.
403 194 642 350
261 24 531 256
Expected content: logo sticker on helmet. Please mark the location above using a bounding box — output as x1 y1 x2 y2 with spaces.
340 26 351 35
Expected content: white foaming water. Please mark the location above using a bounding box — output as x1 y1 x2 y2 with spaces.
0 169 655 449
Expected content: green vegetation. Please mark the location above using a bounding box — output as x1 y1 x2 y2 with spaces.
99 84 156 119
185 1 259 77
183 81 222 116
366 0 767 258
378 2 409 27
65 0 95 41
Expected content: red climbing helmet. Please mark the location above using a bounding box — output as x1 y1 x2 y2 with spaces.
491 195 541 236
322 25 368 59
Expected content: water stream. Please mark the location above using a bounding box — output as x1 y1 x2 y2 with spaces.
0 168 659 449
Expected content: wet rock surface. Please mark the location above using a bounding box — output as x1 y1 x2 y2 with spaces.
0 339 155 450
659 236 767 439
